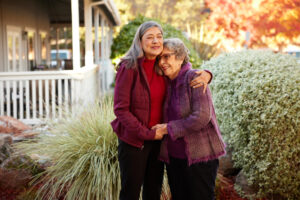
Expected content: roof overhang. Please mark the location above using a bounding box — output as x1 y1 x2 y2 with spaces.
92 0 121 26
48 0 120 26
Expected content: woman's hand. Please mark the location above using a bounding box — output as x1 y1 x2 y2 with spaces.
152 124 168 140
190 70 212 93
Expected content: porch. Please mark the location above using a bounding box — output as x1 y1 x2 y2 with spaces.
0 0 120 124
0 65 100 124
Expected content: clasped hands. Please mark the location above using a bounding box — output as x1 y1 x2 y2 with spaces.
150 70 210 140
152 123 168 140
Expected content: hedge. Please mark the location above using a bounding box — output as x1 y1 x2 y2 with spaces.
202 50 300 199
110 15 202 68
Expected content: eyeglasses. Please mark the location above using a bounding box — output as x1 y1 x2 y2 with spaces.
158 53 176 61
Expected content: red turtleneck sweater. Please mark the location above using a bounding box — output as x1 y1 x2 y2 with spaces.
142 59 166 128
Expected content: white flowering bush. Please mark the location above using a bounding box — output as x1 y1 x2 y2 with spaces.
202 50 300 199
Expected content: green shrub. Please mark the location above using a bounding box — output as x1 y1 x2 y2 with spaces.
110 15 202 68
202 50 300 199
14 97 120 200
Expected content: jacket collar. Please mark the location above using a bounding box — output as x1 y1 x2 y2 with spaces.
168 62 192 88
138 57 151 92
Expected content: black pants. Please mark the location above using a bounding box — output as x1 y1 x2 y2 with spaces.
166 157 219 200
118 139 164 200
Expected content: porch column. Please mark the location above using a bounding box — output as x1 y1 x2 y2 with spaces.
105 20 108 59
84 0 94 67
71 0 81 70
94 9 100 64
101 17 105 61
109 25 113 57
56 28 60 69
0 0 3 71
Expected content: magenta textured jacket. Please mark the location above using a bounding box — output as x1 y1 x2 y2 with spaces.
159 63 226 166
111 58 162 148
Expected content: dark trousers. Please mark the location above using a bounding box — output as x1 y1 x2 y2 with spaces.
118 139 164 200
166 157 219 200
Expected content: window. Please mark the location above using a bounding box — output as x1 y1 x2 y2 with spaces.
27 30 36 70
51 52 56 60
7 26 22 72
39 31 48 65
50 51 70 60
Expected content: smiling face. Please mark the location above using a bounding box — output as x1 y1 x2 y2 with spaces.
159 48 184 80
141 27 163 60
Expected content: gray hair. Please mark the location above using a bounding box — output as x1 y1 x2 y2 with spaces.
163 38 190 66
120 21 163 69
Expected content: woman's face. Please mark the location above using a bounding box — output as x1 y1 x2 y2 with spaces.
159 48 184 80
141 27 163 60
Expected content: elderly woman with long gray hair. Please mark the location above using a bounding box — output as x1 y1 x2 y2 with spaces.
111 21 213 200
153 38 226 200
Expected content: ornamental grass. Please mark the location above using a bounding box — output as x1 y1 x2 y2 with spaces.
14 97 171 200
14 97 120 200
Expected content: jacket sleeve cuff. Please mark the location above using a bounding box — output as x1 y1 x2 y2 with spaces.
143 129 156 140
167 124 177 141
204 70 213 84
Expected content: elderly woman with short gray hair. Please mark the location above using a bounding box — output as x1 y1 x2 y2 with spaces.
153 38 226 200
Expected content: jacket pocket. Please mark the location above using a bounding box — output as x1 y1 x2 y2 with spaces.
111 118 121 134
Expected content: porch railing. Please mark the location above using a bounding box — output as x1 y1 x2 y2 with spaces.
0 65 100 124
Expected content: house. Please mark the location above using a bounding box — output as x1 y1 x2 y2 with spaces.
0 0 120 124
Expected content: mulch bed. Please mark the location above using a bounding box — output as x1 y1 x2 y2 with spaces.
216 173 247 200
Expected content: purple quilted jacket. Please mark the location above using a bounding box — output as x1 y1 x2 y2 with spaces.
159 63 226 166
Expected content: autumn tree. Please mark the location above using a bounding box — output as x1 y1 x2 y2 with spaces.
250 0 300 50
113 0 208 33
112 0 219 59
206 0 300 50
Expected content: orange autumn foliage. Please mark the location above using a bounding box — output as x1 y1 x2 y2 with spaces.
206 0 300 50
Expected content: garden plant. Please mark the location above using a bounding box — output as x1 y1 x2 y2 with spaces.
14 97 171 200
14 97 120 200
202 50 300 199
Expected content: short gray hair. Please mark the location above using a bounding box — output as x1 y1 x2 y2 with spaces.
120 21 163 69
163 38 190 66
